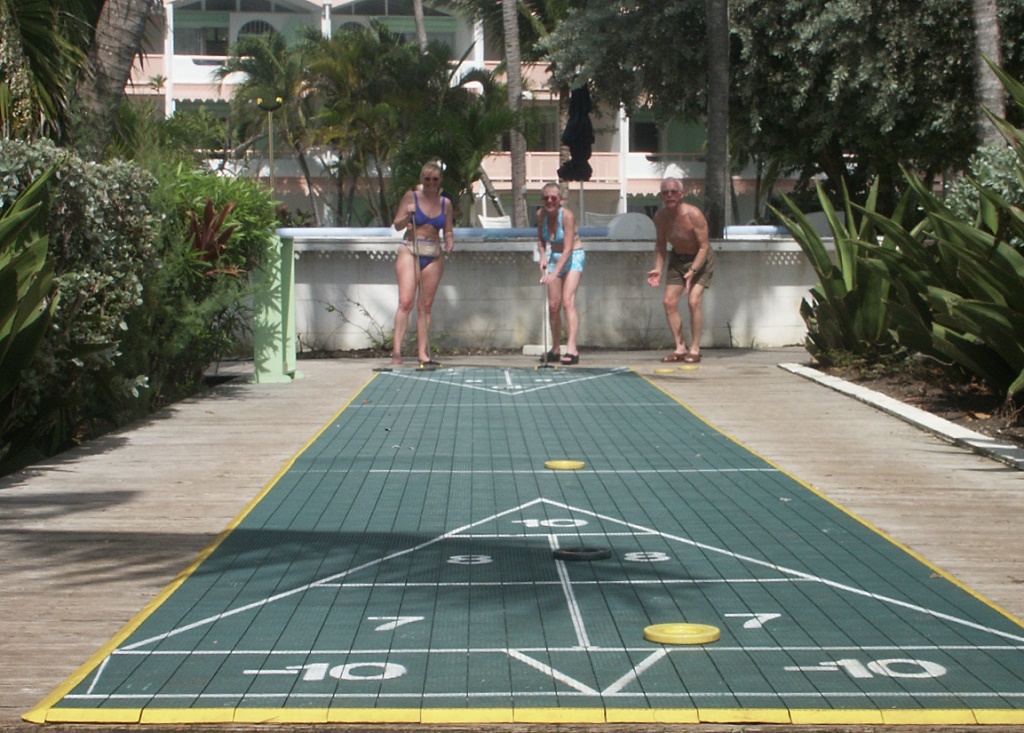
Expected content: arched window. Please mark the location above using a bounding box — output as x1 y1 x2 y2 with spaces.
238 20 274 40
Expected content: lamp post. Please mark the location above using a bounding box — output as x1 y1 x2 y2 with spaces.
256 96 283 194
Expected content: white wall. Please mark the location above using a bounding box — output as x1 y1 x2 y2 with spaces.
282 230 822 353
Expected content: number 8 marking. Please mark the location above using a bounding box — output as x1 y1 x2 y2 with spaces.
624 551 671 562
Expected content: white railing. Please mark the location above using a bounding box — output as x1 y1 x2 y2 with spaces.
277 226 820 353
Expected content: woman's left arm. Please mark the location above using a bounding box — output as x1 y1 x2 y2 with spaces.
443 198 455 252
561 208 577 257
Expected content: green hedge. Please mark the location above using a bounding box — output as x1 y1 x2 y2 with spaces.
0 141 275 474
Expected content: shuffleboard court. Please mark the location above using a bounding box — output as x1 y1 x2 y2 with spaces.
26 366 1024 725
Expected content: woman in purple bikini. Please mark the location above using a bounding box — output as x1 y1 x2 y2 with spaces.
391 162 454 366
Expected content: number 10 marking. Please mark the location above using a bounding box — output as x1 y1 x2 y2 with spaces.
512 519 588 528
786 658 947 679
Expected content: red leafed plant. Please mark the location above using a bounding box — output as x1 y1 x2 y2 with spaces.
186 198 239 276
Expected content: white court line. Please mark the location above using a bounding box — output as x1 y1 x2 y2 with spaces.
363 468 776 474
91 642 1024 701
382 367 630 395
549 535 593 649
102 496 1024 706
108 644 1024 657
601 648 668 695
84 656 110 695
314 578 813 588
535 499 1024 646
117 499 552 651
62 689 1024 701
505 649 599 695
119 497 1024 654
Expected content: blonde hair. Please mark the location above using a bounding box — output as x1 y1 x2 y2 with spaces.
541 182 563 199
420 162 442 179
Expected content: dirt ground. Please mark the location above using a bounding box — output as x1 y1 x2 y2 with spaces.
820 362 1024 450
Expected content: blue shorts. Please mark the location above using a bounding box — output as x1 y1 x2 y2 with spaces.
547 249 585 276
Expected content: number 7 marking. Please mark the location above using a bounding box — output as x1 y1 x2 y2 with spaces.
725 612 781 629
367 616 424 631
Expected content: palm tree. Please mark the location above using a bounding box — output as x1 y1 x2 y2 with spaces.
70 0 159 158
1 0 159 157
0 0 99 140
306 25 432 224
394 67 520 223
704 0 730 238
218 31 322 224
413 0 427 51
972 0 1004 147
437 0 578 222
502 0 527 225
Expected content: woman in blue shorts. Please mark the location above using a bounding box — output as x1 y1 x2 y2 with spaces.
536 182 584 365
391 162 454 366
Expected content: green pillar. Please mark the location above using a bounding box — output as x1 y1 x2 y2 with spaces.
252 234 301 383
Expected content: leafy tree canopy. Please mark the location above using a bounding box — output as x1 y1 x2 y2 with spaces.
543 0 1024 208
0 0 101 140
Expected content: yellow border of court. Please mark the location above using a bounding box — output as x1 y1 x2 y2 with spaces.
23 367 1024 727
22 375 380 724
637 367 1024 727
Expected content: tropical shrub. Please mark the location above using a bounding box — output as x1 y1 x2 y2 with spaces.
114 166 276 410
0 140 276 473
772 179 899 365
944 142 1024 250
0 139 159 470
778 65 1024 405
0 166 59 445
860 173 1024 403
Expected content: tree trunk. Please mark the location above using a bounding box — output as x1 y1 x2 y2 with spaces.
477 168 506 216
293 148 321 226
413 0 427 52
704 0 730 238
70 0 158 159
502 0 527 226
971 0 1004 147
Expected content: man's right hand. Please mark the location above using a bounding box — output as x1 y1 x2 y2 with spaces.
646 269 661 288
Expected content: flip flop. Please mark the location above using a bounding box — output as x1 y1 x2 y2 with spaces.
683 353 702 363
539 350 560 364
661 352 688 363
560 353 579 365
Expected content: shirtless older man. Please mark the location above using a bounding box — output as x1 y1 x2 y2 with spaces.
646 176 715 363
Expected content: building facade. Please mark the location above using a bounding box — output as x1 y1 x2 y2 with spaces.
130 0 778 227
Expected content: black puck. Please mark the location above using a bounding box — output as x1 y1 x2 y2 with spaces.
553 546 612 561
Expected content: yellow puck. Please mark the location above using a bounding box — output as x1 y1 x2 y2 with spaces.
643 623 720 645
677 365 699 371
654 368 675 375
544 460 585 470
